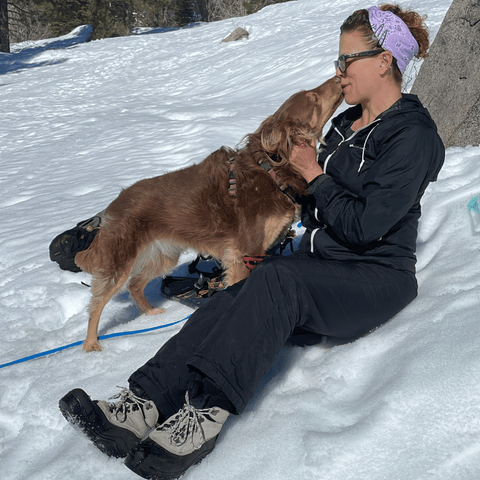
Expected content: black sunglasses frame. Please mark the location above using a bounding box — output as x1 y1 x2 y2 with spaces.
334 50 384 72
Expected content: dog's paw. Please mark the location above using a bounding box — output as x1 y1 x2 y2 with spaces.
83 339 102 352
146 307 166 316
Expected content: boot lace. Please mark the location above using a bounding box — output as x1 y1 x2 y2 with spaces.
107 387 152 424
160 392 219 451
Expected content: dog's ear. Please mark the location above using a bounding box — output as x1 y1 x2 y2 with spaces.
262 119 314 165
280 121 316 164
305 91 320 105
271 120 292 165
259 116 280 152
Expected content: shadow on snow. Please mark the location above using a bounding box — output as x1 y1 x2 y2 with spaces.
0 25 93 75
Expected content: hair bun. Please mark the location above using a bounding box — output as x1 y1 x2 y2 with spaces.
380 4 430 58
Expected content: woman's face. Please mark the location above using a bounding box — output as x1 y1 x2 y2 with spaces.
336 30 382 106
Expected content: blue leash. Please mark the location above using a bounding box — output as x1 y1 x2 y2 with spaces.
0 315 190 370
1 224 304 371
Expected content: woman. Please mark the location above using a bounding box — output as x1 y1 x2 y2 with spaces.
59 5 445 479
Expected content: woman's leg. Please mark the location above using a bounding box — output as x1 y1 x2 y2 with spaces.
129 254 417 415
129 279 245 418
59 254 417 470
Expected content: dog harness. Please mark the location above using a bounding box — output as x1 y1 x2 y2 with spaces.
258 154 297 204
228 155 237 198
227 150 296 204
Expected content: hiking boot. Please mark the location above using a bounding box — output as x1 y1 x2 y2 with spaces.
124 391 229 479
59 387 159 458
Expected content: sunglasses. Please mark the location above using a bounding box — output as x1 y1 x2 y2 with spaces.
334 50 384 72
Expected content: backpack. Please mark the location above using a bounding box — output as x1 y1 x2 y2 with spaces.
49 212 104 272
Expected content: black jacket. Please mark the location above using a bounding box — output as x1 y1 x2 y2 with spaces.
299 94 445 273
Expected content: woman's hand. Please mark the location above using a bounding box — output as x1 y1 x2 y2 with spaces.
289 141 324 183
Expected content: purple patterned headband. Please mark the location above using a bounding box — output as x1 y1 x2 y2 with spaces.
367 6 419 73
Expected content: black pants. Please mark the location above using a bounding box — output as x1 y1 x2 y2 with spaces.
129 254 417 418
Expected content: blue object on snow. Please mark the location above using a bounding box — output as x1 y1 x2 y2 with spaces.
0 314 189 369
468 196 480 234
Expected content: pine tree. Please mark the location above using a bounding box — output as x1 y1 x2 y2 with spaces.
244 0 293 15
194 0 207 22
39 0 90 37
19 0 295 44
89 0 119 39
175 0 196 26
7 1 51 43
131 0 176 28
110 0 136 36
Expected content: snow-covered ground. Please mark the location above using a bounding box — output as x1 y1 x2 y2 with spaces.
2 0 480 479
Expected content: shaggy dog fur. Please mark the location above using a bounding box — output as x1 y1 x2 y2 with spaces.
76 76 343 351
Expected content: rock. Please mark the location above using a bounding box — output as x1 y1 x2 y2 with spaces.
221 27 249 43
410 0 480 148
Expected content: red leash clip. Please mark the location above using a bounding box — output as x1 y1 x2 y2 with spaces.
243 255 269 270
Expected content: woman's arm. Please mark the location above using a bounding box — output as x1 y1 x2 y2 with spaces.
297 125 443 247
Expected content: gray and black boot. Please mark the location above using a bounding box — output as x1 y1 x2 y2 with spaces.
59 387 159 458
125 391 229 479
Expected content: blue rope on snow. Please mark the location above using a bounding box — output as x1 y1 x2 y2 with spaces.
0 315 190 370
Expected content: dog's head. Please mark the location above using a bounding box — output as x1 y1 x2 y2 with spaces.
254 76 344 165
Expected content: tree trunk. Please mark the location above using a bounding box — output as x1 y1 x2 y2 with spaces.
0 0 9 53
195 0 208 21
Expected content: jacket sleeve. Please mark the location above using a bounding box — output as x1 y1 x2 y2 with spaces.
307 123 443 247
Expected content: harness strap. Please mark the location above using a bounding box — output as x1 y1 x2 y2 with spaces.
226 148 297 204
214 145 237 200
228 156 237 198
258 156 297 204
243 255 268 270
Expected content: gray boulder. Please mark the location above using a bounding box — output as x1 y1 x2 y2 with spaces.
410 0 480 148
221 27 249 43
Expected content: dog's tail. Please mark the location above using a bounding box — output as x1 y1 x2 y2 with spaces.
74 215 141 281
74 232 102 275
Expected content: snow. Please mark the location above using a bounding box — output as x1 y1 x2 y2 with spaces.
1 25 93 74
1 0 479 479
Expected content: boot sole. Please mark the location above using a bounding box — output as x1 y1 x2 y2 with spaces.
59 388 141 458
124 436 218 479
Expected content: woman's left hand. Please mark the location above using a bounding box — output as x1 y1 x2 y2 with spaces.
289 141 323 183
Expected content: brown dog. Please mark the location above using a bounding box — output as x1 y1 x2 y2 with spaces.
76 76 343 351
